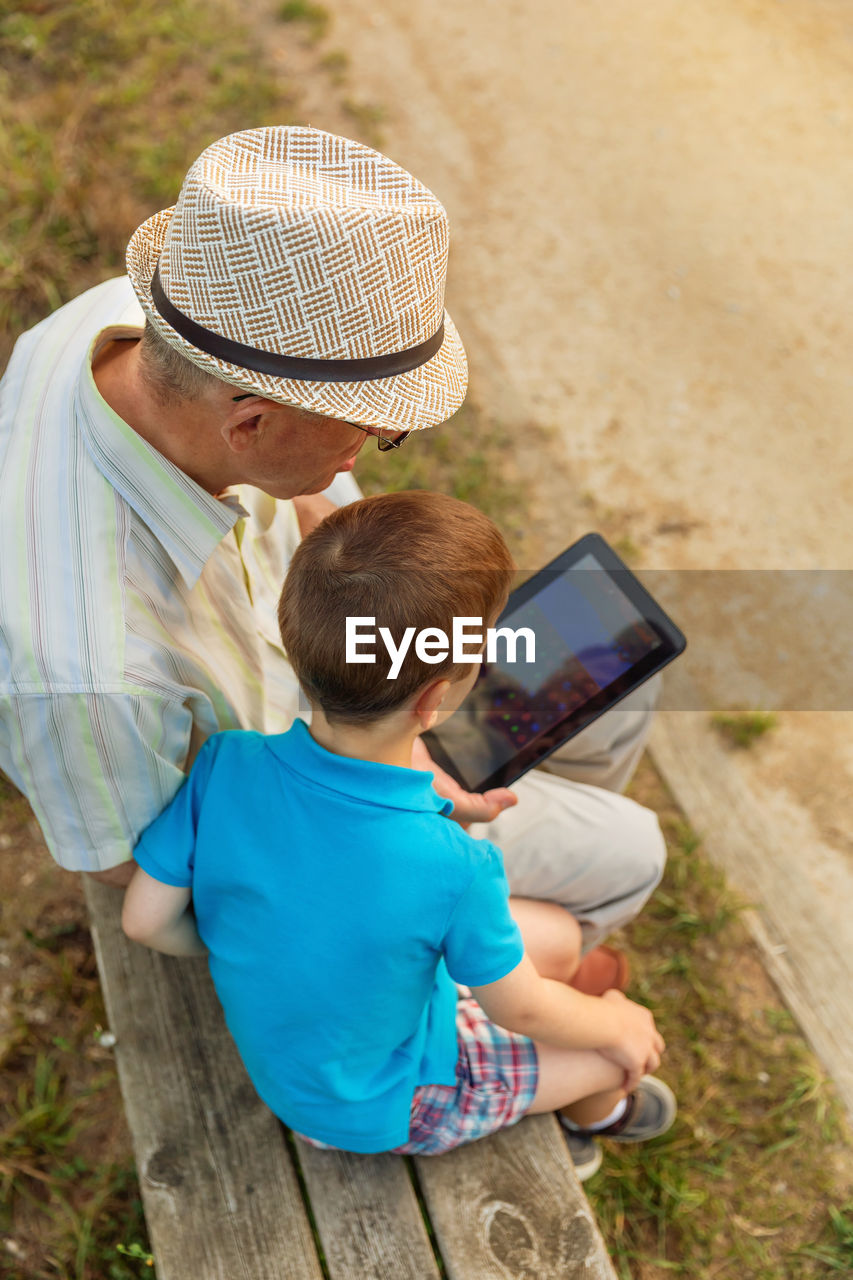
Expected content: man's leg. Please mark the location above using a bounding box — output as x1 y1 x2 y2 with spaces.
471 677 665 950
477 770 665 949
540 676 661 793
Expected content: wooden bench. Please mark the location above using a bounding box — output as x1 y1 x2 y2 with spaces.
84 880 617 1280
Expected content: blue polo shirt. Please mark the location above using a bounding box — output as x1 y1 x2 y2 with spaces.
134 719 524 1153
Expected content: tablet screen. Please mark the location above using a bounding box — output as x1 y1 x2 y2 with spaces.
423 536 685 792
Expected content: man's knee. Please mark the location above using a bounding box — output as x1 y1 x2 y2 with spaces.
619 800 667 902
543 676 661 793
572 795 667 949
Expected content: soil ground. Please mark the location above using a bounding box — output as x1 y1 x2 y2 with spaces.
307 0 853 1105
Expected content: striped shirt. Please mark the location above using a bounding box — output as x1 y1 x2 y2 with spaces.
0 276 354 872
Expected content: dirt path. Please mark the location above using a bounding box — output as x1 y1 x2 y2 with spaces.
313 0 853 1107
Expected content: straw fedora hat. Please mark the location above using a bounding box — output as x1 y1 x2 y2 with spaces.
126 126 467 432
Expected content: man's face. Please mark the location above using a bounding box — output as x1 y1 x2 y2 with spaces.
235 402 376 498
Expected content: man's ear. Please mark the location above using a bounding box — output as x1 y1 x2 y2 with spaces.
413 679 452 731
219 397 278 453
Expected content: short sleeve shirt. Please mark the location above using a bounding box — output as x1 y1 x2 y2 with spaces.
135 720 524 1153
0 278 330 871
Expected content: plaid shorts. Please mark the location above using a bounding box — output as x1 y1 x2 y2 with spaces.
297 997 539 1156
392 997 539 1154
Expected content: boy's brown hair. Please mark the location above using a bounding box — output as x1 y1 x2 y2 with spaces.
278 491 514 725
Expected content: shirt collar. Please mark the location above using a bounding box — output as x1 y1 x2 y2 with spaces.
267 719 455 816
76 327 243 588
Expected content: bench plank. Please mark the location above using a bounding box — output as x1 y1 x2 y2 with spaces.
415 1115 618 1280
84 881 324 1280
296 1139 442 1279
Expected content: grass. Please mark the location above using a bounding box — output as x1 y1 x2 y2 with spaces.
586 763 853 1278
355 403 526 539
0 772 150 1278
711 710 779 749
0 0 296 366
341 99 387 149
277 0 330 42
320 49 350 85
611 535 642 565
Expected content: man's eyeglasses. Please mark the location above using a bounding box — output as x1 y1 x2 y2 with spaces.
345 422 410 451
232 393 409 451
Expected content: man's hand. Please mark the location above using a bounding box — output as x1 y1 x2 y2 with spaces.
411 737 517 826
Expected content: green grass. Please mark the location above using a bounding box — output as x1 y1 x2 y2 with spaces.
711 710 779 749
0 0 295 365
586 764 853 1278
0 895 151 1279
341 98 387 149
277 0 330 42
355 403 530 551
277 0 330 41
611 534 642 565
320 49 350 85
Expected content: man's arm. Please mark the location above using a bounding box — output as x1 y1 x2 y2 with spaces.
3 689 192 877
472 953 664 1090
86 860 137 889
121 867 207 957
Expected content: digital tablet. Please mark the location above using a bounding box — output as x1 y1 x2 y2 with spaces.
422 532 686 793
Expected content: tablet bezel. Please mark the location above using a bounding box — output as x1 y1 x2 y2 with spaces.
422 532 686 793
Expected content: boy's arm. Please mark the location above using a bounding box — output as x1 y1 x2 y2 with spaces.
122 867 207 957
471 953 664 1090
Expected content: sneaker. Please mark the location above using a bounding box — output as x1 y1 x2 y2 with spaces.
569 945 630 996
562 1127 603 1181
563 1076 677 1144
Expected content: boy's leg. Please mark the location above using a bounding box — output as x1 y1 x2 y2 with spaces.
478 899 632 1132
509 897 583 983
509 896 630 995
527 1041 676 1180
525 1041 624 1118
391 1000 674 1171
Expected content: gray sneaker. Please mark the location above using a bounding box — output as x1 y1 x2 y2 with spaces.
562 1127 603 1181
565 1076 677 1144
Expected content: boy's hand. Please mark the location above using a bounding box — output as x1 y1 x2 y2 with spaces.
598 989 665 1091
410 737 518 826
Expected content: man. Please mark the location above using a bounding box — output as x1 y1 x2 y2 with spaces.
0 125 663 958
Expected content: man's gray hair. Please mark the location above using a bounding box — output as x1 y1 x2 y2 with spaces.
138 321 227 404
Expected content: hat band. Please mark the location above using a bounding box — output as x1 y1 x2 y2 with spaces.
150 264 445 383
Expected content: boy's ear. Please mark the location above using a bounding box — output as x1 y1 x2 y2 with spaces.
413 679 452 731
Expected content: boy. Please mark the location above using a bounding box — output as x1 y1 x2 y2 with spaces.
122 491 675 1178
